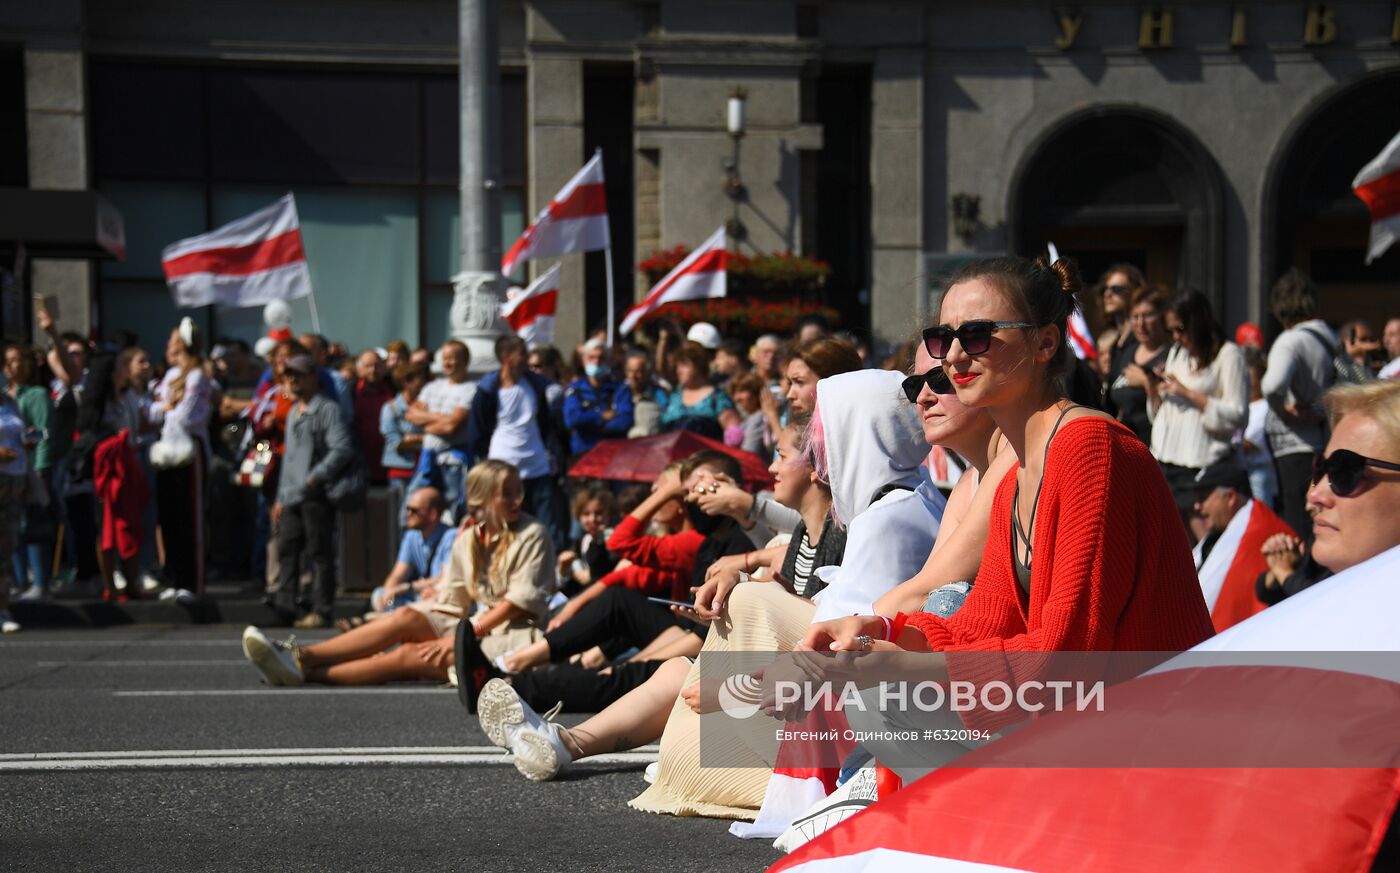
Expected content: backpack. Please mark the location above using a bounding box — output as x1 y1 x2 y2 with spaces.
1299 325 1367 387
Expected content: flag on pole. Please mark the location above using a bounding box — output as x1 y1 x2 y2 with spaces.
502 151 610 277
161 194 312 309
619 227 729 336
1353 130 1400 264
1193 498 1295 632
501 262 560 347
1047 241 1098 360
770 543 1400 873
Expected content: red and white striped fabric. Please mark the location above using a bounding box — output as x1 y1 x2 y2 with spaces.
1194 498 1295 633
1066 307 1098 361
1047 241 1098 360
619 227 729 336
501 262 560 348
161 194 312 308
1354 130 1400 264
771 543 1400 873
501 152 610 277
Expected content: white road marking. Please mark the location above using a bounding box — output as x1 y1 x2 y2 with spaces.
36 660 250 666
0 640 303 648
114 688 455 697
0 745 661 772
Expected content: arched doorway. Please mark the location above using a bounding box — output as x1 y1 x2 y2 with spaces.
1266 69 1400 331
1011 106 1224 324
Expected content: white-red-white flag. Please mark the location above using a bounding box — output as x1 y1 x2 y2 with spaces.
1353 130 1400 264
1047 241 1098 360
161 194 312 309
502 151 610 277
771 543 1400 873
619 227 729 336
501 262 560 348
1194 498 1295 632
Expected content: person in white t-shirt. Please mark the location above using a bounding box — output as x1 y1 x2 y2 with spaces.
1380 318 1400 380
406 341 476 513
468 335 563 546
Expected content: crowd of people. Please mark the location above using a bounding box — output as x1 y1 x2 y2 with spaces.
2 255 1398 852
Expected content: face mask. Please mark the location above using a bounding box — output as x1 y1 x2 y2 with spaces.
683 501 724 536
585 363 610 381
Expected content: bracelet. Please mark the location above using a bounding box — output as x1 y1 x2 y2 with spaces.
878 615 893 642
743 552 753 573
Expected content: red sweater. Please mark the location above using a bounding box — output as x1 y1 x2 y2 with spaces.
908 416 1215 733
603 515 704 601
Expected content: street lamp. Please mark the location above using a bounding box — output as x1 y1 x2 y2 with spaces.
724 86 747 239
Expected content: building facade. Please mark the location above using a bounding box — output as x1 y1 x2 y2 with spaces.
2 0 1398 355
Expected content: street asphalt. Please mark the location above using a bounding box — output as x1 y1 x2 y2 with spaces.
1 627 783 872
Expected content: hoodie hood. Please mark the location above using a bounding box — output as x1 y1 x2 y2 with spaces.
816 369 929 527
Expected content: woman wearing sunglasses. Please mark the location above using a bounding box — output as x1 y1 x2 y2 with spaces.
801 255 1214 771
1257 380 1400 604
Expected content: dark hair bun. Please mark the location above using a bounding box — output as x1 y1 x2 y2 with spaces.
1049 257 1082 298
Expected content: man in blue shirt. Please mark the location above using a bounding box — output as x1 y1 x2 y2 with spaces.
370 486 457 613
562 339 634 457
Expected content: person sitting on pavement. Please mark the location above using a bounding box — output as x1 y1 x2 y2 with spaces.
345 485 457 629
555 487 620 596
241 459 553 686
562 339 634 457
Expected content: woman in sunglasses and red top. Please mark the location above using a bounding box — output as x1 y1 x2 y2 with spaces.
1257 379 1400 603
802 255 1214 740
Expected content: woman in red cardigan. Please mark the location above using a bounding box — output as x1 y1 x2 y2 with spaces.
800 256 1214 741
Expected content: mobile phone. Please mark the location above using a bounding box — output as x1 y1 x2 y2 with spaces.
647 596 696 611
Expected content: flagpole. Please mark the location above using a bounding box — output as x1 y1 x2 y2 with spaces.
604 244 616 349
306 289 323 335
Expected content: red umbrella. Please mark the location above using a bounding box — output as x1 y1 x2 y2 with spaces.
567 430 774 489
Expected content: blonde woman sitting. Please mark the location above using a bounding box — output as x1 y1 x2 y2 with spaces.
240 459 556 686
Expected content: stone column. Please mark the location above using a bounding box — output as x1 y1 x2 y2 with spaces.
868 48 925 346
25 46 92 338
450 0 507 375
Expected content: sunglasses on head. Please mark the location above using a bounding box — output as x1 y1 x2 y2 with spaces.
901 367 953 403
1311 449 1400 497
922 321 1035 360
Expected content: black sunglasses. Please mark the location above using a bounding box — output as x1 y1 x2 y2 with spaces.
1103 283 1131 296
902 367 953 403
1311 449 1400 497
922 320 1035 360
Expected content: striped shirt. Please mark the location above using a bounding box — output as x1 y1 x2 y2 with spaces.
791 532 819 598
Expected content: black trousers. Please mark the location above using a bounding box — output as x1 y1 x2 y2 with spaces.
154 451 206 591
274 496 337 618
512 661 664 713
543 585 701 664
1273 452 1315 546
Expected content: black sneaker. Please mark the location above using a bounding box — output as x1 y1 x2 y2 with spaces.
454 619 502 714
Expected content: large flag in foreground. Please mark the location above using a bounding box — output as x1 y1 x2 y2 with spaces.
771 543 1400 873
1354 131 1400 264
619 227 729 336
162 194 312 308
501 263 560 347
501 151 610 277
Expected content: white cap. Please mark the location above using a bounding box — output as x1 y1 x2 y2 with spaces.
686 321 722 350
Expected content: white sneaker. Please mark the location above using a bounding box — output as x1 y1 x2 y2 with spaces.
240 626 304 686
476 678 573 781
141 573 161 593
113 570 127 591
643 761 659 785
0 609 19 633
